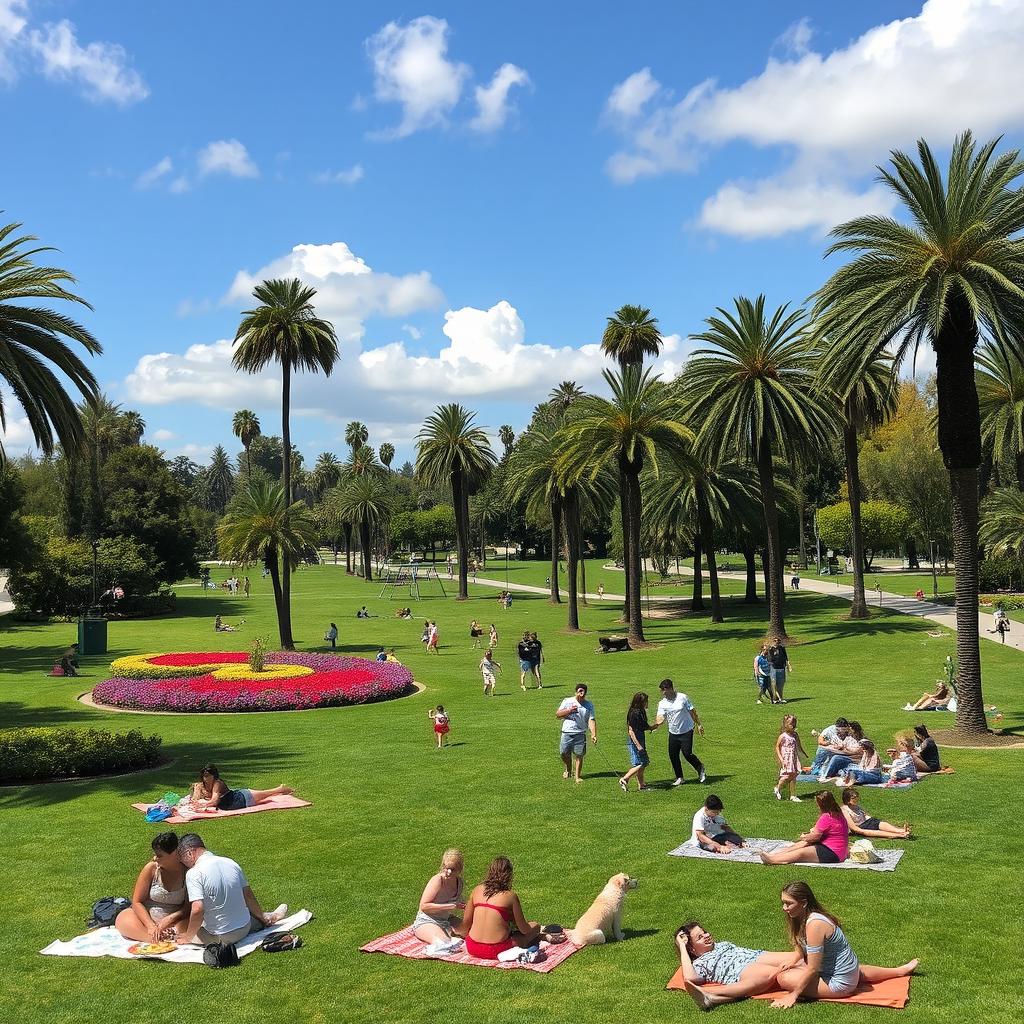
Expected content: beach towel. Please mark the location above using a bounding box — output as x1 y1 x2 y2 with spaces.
40 910 312 962
667 838 904 872
360 926 580 973
666 969 911 1008
797 774 915 789
131 794 311 824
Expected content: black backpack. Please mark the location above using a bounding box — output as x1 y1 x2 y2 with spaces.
87 896 131 928
203 942 240 968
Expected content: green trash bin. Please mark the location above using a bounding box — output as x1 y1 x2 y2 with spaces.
78 616 108 656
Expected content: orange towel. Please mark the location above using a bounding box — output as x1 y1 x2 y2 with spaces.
666 968 911 1008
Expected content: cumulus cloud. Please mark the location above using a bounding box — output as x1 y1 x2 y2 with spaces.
605 67 660 120
0 0 27 82
313 164 364 186
775 17 813 57
223 242 444 344
136 155 173 189
198 139 259 179
604 0 1024 235
151 428 176 441
471 63 530 133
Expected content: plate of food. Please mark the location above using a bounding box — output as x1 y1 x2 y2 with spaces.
127 940 177 957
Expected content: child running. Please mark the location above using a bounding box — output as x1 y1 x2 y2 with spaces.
489 623 499 649
840 788 910 839
480 649 501 696
428 706 451 748
774 714 808 802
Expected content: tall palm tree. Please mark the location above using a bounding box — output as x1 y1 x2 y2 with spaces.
498 425 515 460
121 410 145 444
336 472 391 580
416 404 496 599
309 451 342 500
829 352 899 618
233 278 338 649
601 304 662 369
550 380 586 411
980 487 1024 555
345 421 369 455
217 478 318 649
0 221 101 463
559 367 692 645
79 395 124 541
813 133 1024 734
205 444 235 514
379 442 395 472
977 339 1024 489
686 296 836 639
232 409 261 476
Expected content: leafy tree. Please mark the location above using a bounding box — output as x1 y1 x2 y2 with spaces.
0 220 101 462
232 409 261 476
233 278 338 649
816 501 912 568
399 460 414 478
0 465 37 576
601 304 662 369
168 455 200 489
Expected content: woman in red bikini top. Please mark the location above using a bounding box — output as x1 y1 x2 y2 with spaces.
458 856 542 959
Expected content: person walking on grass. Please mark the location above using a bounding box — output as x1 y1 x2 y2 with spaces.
766 637 791 703
527 632 544 688
426 621 440 654
489 623 498 650
774 714 807 802
517 631 533 691
556 684 597 783
754 644 774 705
480 649 501 695
428 706 451 748
655 679 706 786
243 576 250 599
470 619 484 649
621 692 656 792
597 582 605 600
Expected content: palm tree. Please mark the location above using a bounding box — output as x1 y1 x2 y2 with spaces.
79 395 124 541
0 220 101 462
813 133 1024 734
550 380 586 411
121 410 145 444
379 442 395 472
232 409 261 476
233 278 338 649
559 367 692 645
980 487 1024 556
345 421 369 455
686 296 836 639
498 425 515 460
309 451 342 500
830 352 899 618
416 404 496 599
336 472 391 580
217 478 318 649
977 339 1024 489
205 444 235 514
601 304 662 369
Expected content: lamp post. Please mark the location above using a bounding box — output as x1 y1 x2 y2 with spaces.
814 510 822 575
930 539 938 599
505 535 509 588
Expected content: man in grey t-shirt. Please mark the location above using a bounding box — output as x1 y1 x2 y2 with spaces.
556 684 597 783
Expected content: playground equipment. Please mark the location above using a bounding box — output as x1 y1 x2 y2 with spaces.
378 562 448 601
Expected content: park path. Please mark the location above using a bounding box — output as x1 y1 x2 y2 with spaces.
0 575 12 617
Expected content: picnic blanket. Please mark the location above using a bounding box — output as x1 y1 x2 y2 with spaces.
132 794 311 824
40 909 312 962
797 774 915 789
666 968 911 1008
360 926 581 973
667 838 904 872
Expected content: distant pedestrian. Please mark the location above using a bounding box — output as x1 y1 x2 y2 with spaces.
517 631 533 691
754 644 774 705
470 619 484 648
790 573 800 590
528 631 543 688
996 615 1010 644
324 623 338 649
621 691 655 792
655 678 706 786
243 576 250 598
766 637 791 703
480 650 501 695
428 705 451 748
489 623 498 649
556 684 597 783
597 583 605 600
427 621 440 654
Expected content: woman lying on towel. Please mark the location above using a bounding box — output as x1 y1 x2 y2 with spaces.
905 680 950 711
758 791 849 865
190 764 294 812
679 882 919 1009
115 832 188 941
458 856 565 959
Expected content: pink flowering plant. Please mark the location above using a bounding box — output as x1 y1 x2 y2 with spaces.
93 651 415 713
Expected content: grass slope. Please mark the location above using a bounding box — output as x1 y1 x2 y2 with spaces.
0 565 1020 1023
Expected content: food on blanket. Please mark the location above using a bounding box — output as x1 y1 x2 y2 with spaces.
128 940 177 956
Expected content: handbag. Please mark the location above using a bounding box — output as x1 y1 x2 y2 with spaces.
849 838 883 864
203 942 240 968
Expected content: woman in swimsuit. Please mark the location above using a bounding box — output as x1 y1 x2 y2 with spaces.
771 881 918 1007
190 764 294 812
458 856 548 958
412 849 465 943
115 832 189 941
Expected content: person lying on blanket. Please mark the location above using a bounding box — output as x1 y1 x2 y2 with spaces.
115 832 189 942
905 680 950 712
840 789 911 840
174 833 286 946
679 882 919 1010
190 763 294 811
758 791 850 865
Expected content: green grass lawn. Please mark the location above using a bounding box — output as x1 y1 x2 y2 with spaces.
1 565 1020 1023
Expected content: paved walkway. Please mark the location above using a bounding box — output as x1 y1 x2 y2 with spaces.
0 575 12 617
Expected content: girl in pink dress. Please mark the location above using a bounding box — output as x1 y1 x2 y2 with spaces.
774 714 808 802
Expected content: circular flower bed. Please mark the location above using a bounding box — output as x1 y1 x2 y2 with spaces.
93 652 415 713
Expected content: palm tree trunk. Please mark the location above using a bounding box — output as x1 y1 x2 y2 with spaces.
267 547 288 649
343 523 353 574
934 291 986 733
742 544 759 603
453 470 470 600
564 489 581 631
360 516 372 581
618 468 632 625
623 460 646 645
796 485 807 569
756 438 787 638
691 532 705 612
697 483 723 623
844 419 869 619
279 359 294 649
549 498 562 603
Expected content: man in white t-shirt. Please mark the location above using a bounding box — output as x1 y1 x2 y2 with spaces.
655 678 706 786
689 794 744 853
555 684 597 783
807 717 851 774
174 833 285 946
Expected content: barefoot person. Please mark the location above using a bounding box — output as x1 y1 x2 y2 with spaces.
759 791 850 865
769 882 919 1007
840 789 911 840
412 849 465 944
115 832 189 941
690 794 745 853
190 764 294 811
556 684 597 783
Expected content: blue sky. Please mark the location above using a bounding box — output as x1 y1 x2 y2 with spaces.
3 0 1023 466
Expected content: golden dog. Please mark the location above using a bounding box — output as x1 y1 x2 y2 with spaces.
570 873 637 945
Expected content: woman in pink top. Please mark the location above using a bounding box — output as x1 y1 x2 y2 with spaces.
758 791 849 865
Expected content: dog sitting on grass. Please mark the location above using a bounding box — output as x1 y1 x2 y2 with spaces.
570 873 637 945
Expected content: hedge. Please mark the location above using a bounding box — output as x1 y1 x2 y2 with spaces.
0 727 163 783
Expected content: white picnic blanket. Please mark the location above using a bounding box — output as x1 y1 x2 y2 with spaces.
40 909 311 961
667 839 904 872
796 774 915 789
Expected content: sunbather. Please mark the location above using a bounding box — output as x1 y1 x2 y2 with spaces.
905 679 950 711
189 764 294 811
412 849 465 944
839 788 910 840
115 832 189 941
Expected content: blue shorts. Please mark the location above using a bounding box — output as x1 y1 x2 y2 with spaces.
626 740 649 768
519 659 533 672
218 788 253 811
560 733 586 757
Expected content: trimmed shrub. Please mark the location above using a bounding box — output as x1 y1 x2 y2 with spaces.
0 727 163 783
979 555 1024 593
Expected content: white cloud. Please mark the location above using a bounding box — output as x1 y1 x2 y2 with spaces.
197 139 259 179
169 175 190 194
605 67 660 120
27 18 148 104
471 63 530 133
313 164 364 186
401 324 422 340
365 16 469 138
0 0 27 82
604 0 1024 235
223 242 444 343
775 17 813 57
151 428 176 441
135 155 173 189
